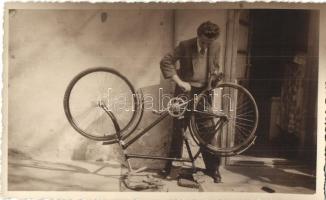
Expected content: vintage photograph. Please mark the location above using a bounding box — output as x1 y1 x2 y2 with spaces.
3 2 323 198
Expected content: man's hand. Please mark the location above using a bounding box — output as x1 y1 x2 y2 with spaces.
210 72 224 89
178 81 192 92
212 70 224 80
172 75 191 92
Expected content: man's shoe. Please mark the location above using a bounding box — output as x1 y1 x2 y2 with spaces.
158 169 169 177
212 173 222 183
212 169 222 183
204 169 222 183
158 169 172 180
159 161 172 178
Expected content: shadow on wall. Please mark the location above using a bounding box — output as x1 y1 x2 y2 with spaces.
124 83 174 169
8 83 173 169
68 83 174 169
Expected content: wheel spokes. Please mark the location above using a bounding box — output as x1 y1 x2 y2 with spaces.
68 70 137 139
191 83 258 156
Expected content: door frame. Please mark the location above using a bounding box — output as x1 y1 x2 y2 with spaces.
222 9 253 166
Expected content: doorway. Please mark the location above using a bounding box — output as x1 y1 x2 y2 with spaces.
227 10 318 167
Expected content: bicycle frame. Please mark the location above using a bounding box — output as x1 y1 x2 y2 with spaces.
64 68 258 172
100 92 227 172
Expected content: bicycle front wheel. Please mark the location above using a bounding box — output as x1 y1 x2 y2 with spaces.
64 67 143 142
189 83 259 156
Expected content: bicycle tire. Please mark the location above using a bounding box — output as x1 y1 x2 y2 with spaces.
189 82 259 156
63 67 143 142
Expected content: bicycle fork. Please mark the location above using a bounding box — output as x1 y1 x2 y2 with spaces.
99 103 134 172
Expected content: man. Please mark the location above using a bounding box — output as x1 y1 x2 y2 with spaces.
160 21 222 183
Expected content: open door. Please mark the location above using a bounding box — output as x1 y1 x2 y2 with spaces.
224 10 317 168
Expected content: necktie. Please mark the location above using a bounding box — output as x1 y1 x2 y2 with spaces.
200 48 205 56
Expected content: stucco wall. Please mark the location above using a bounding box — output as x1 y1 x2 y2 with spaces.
8 9 174 164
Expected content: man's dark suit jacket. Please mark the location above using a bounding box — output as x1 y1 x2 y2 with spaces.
160 37 221 85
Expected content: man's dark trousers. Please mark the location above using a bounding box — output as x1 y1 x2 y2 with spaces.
165 85 221 176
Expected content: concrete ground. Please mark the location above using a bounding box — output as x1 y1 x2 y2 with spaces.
8 155 316 193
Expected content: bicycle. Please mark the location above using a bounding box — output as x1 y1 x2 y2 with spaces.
63 67 259 178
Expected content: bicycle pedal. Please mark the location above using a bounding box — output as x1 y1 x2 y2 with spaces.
177 116 184 119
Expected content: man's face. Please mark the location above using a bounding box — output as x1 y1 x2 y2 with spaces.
198 34 217 49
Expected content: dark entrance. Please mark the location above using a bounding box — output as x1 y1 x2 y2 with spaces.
228 10 318 167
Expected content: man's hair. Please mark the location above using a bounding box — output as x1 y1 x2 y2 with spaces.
197 21 220 39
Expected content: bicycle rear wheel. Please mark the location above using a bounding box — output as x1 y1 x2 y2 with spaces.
64 67 143 142
189 83 259 156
